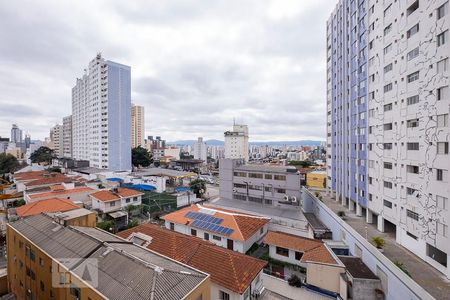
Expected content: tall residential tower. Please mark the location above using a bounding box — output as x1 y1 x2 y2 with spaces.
327 0 450 278
131 104 145 148
72 54 132 171
224 124 249 162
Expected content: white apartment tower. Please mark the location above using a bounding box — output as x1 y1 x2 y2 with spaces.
62 115 72 158
72 54 132 171
49 124 63 158
193 137 207 163
131 104 145 148
224 124 249 162
328 0 450 278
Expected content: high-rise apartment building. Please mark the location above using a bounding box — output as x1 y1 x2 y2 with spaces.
131 104 145 148
224 124 249 161
327 0 450 278
49 124 63 158
72 54 132 171
62 115 73 158
193 137 207 162
10 124 22 144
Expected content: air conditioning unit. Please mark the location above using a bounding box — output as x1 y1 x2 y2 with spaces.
290 196 297 203
283 195 289 201
233 188 237 193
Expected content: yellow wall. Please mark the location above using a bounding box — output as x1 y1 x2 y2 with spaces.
306 262 345 294
306 172 327 188
184 276 210 300
65 212 97 227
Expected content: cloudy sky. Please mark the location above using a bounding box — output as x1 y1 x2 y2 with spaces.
0 0 334 142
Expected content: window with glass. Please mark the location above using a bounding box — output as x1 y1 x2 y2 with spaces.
383 199 393 208
437 86 449 100
437 114 448 127
407 142 419 150
437 142 449 154
407 95 419 105
407 47 420 61
437 1 449 19
276 246 289 257
437 30 448 47
407 209 419 221
407 71 419 83
407 23 419 38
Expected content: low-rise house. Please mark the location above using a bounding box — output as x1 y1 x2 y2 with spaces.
46 209 97 227
13 171 83 192
118 223 267 300
337 256 382 300
263 231 345 295
24 183 94 205
89 187 144 214
15 198 81 217
162 204 270 253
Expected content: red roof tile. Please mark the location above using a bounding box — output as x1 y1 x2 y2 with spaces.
263 231 338 265
161 204 270 241
90 188 144 202
118 224 266 294
28 186 94 200
16 198 80 217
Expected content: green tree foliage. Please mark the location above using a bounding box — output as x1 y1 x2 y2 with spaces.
189 179 206 198
97 220 115 232
127 219 139 229
132 146 153 168
288 160 312 167
30 146 54 164
47 166 61 173
0 153 20 174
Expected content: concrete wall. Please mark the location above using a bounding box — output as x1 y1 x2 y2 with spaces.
306 262 344 294
302 188 434 300
350 278 382 300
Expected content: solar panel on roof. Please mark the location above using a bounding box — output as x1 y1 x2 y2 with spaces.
184 211 224 224
190 219 234 236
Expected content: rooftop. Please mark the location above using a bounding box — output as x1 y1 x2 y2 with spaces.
162 204 270 241
118 223 267 294
90 188 144 202
133 168 197 178
16 198 80 217
9 214 208 300
338 256 379 280
304 213 330 231
46 208 95 220
27 186 94 200
23 174 79 187
263 231 339 265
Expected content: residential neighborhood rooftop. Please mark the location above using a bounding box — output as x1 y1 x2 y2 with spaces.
118 223 267 294
338 256 379 280
90 187 144 202
263 231 339 265
27 185 94 200
16 198 80 217
235 164 298 173
162 204 270 241
9 214 209 300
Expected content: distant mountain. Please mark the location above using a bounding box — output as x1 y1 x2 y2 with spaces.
168 139 324 147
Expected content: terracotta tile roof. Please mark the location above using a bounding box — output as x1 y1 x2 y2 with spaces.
16 198 80 217
90 188 144 202
263 231 338 265
28 186 94 200
23 174 74 187
118 224 266 294
161 204 270 241
13 171 47 181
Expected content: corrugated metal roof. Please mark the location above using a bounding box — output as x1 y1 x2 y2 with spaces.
10 215 208 300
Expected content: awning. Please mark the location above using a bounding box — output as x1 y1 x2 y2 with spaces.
108 211 128 219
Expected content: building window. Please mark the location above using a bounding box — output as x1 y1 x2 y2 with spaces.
384 123 393 131
69 284 81 300
384 181 393 189
437 142 449 154
437 58 448 74
407 142 419 150
406 187 418 196
213 235 221 241
437 222 448 237
407 232 418 240
384 162 393 169
219 291 230 300
39 258 44 267
407 47 420 61
383 200 393 208
437 114 448 127
274 175 286 181
248 196 263 203
384 63 393 73
437 1 449 20
407 23 419 38
407 0 419 15
191 229 197 236
384 24 392 36
126 198 131 203
233 194 247 201
407 71 419 83
275 188 286 194
170 222 174 231
407 165 419 174
384 143 393 150
110 202 115 207
233 172 247 177
407 209 419 221
276 246 289 257
295 251 303 261
248 173 263 179
407 118 419 128
427 244 447 267
436 169 448 181
437 195 448 210
407 95 419 105
437 86 449 101
40 281 45 292
384 83 393 93
437 30 448 47
204 232 209 240
384 103 393 112
265 174 272 179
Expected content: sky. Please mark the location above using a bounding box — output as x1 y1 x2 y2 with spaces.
0 0 334 142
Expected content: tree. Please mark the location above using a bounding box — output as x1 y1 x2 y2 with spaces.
132 146 153 168
30 146 54 164
189 179 206 198
288 160 312 167
0 153 20 174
